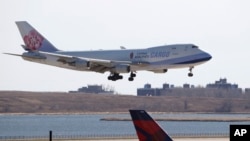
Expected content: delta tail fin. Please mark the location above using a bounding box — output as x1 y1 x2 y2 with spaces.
15 21 59 52
129 110 173 141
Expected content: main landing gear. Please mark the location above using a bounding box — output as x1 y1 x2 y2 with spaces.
128 72 136 81
188 66 194 77
107 72 136 81
108 73 123 81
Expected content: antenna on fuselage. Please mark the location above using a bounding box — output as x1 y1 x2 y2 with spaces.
120 46 126 49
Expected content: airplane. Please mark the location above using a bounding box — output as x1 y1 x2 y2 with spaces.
129 109 173 141
5 21 212 81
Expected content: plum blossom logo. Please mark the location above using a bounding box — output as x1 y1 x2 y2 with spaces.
130 52 134 59
24 30 44 50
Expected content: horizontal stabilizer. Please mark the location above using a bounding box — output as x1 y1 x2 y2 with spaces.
3 53 23 57
4 52 46 60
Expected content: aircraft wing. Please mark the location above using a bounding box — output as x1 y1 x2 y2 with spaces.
4 51 150 73
40 51 148 73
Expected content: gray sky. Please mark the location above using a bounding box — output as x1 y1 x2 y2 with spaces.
1 0 250 94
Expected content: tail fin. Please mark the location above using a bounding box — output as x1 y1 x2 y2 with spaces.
129 110 173 141
15 21 59 52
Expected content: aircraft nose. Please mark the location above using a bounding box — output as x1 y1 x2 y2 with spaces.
204 52 212 61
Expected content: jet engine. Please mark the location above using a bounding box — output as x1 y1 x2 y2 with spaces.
70 60 90 69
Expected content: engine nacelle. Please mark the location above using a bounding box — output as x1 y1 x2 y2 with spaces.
111 64 130 73
71 60 90 69
152 69 168 73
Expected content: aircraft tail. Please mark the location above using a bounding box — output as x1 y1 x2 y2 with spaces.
129 110 173 141
15 21 59 52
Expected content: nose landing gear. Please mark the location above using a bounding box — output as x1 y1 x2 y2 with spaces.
188 67 194 77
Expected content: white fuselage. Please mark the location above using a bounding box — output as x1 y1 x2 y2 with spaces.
23 44 211 73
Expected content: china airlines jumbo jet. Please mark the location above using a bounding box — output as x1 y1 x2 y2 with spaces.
6 21 212 81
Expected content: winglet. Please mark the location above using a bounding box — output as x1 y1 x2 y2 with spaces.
15 21 59 52
129 110 173 141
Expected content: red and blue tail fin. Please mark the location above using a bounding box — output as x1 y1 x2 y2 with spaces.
129 110 173 141
15 21 59 52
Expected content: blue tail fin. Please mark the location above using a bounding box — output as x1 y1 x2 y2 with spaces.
129 110 173 141
16 21 59 52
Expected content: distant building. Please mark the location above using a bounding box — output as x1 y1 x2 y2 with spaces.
206 78 238 90
162 83 170 89
137 78 243 96
137 83 161 96
69 85 114 94
245 88 250 94
183 83 190 88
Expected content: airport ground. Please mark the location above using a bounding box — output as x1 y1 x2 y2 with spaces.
41 137 228 141
2 137 228 141
174 138 228 141
68 138 228 141
84 138 228 141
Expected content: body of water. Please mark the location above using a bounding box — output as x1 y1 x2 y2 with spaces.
0 113 250 137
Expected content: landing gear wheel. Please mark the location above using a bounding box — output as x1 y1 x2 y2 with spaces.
128 72 136 81
128 77 134 81
188 72 193 77
118 75 123 79
188 67 194 77
108 76 112 80
107 73 123 81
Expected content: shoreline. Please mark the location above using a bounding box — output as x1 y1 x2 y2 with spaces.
100 117 250 122
1 112 250 122
1 111 250 115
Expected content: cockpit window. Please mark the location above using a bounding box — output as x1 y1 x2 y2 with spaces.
192 45 198 48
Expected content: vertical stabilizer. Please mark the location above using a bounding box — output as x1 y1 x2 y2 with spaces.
15 21 59 52
129 110 173 141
